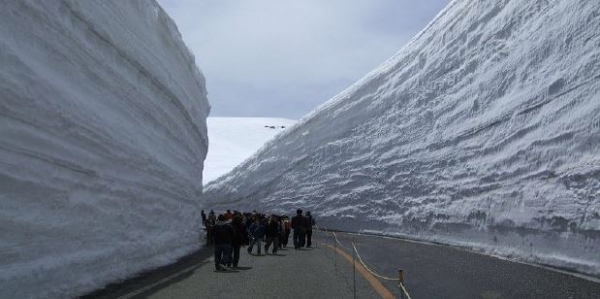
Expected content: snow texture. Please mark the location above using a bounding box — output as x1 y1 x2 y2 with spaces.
204 117 296 184
204 0 600 277
0 1 209 298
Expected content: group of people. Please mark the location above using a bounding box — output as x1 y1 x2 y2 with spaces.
201 209 316 271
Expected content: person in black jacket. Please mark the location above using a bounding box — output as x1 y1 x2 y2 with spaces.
201 210 207 225
264 215 280 254
291 209 308 249
205 215 216 245
212 214 234 271
229 213 248 268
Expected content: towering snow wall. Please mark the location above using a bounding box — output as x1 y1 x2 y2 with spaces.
204 0 600 276
0 1 209 298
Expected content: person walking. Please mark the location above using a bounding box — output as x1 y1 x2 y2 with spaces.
281 216 291 248
205 214 216 245
277 216 286 249
264 215 280 254
247 217 265 255
212 214 234 271
229 213 248 268
291 209 308 249
224 210 234 221
305 211 315 247
201 210 207 225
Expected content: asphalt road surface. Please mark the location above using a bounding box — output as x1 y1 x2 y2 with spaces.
81 240 380 299
82 231 600 299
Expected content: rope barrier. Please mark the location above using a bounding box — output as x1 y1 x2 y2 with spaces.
350 242 399 281
332 232 345 248
399 283 413 299
327 227 399 281
317 225 414 299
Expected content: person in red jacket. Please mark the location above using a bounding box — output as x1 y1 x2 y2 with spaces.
224 210 234 221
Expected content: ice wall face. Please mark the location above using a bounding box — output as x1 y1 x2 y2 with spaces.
0 1 209 298
204 0 600 276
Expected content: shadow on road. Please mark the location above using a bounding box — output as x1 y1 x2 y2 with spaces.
213 270 240 273
79 246 213 299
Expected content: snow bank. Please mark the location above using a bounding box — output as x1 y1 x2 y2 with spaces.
205 117 296 184
204 0 600 277
0 1 209 298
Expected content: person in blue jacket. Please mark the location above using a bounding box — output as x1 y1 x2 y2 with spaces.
247 217 265 255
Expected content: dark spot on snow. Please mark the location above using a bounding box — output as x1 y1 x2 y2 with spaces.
472 99 480 112
468 211 487 223
564 35 573 46
548 78 565 95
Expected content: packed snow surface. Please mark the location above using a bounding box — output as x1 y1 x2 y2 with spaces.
205 117 296 184
204 0 600 277
0 1 209 298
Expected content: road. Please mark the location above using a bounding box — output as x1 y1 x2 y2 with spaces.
82 231 600 299
81 239 380 299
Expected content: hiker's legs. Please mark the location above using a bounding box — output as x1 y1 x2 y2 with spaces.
272 237 278 254
299 233 306 247
248 238 256 253
214 245 225 268
222 245 232 266
232 245 241 266
293 231 302 249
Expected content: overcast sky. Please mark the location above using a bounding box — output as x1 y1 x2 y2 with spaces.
158 0 450 119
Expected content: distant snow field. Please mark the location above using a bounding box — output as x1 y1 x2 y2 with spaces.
204 117 296 184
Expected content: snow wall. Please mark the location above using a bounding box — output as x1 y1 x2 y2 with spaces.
0 1 209 298
204 0 600 277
